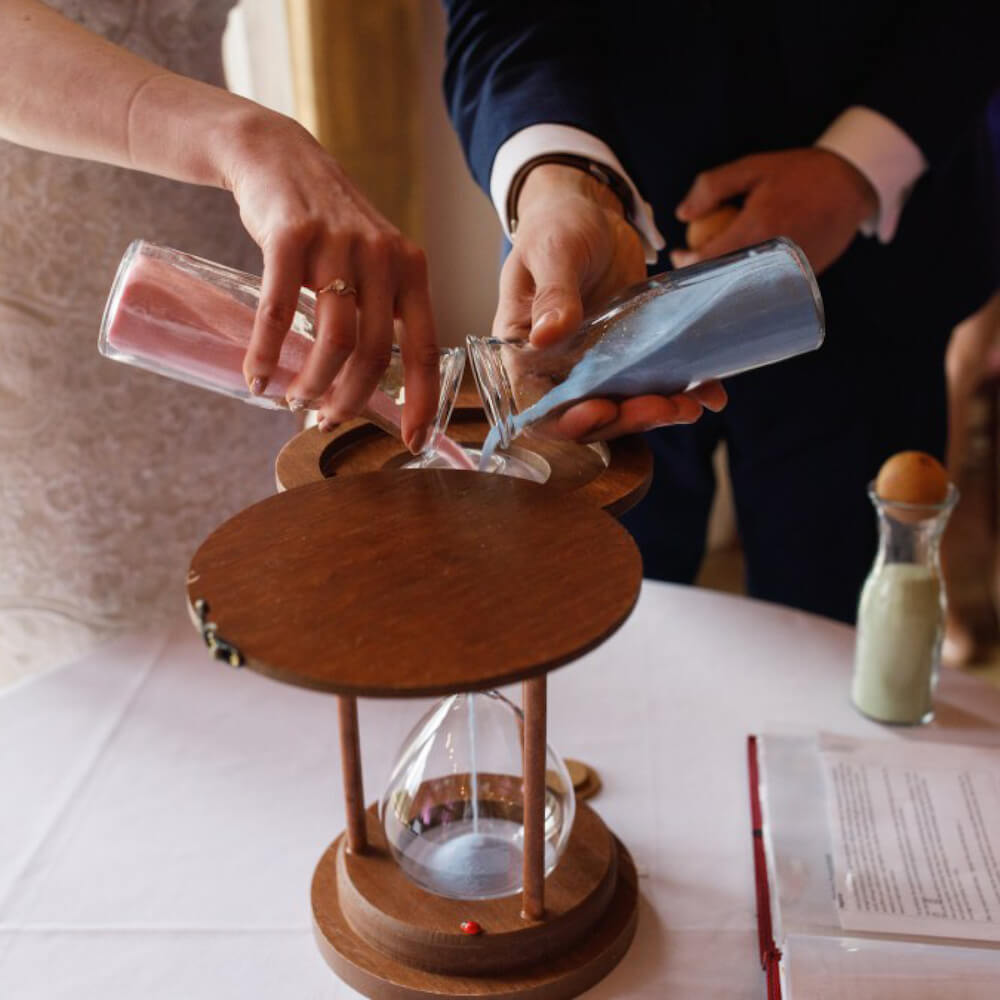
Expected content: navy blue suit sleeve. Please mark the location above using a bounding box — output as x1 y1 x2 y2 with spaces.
442 1 617 194
854 1 1000 167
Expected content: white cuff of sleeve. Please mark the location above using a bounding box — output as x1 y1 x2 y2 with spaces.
489 123 666 264
815 106 927 244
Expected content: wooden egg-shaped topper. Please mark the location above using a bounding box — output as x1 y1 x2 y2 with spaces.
186 471 643 1000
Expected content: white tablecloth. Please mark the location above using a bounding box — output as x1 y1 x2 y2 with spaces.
3 581 1000 999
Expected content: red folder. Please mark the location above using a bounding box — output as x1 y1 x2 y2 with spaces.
747 735 782 1000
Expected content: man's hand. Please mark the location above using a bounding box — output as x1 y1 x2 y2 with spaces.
670 148 878 275
500 163 725 441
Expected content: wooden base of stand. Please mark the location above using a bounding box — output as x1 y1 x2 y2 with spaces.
312 804 638 999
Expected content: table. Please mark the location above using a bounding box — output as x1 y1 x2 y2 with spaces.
3 582 1000 999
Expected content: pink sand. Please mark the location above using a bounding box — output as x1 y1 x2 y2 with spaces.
106 254 476 470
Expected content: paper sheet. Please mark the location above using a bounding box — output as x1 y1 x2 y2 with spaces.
781 933 1000 999
818 734 1000 942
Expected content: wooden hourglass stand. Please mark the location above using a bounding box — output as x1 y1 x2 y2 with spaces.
274 405 653 517
187 471 644 998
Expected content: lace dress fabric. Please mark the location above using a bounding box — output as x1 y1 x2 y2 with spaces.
0 0 293 682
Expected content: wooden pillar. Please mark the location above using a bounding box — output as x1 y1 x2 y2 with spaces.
521 676 547 920
338 695 367 854
284 0 423 241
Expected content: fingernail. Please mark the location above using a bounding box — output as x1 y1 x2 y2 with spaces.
249 375 268 396
530 309 560 336
407 425 430 455
671 252 697 269
675 202 690 220
287 397 312 413
317 415 339 433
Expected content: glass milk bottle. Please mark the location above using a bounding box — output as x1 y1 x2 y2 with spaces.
852 484 958 725
467 238 824 465
98 240 473 468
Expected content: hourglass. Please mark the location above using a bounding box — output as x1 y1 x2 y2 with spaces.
381 690 577 901
186 470 643 998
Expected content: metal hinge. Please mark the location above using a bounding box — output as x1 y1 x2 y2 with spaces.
193 598 244 667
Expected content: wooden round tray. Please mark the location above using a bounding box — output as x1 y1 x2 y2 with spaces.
186 470 642 697
275 408 652 519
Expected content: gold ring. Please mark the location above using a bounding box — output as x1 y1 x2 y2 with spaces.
317 277 357 297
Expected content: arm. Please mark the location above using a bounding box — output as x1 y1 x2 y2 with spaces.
0 0 439 451
508 163 725 439
443 0 724 438
671 2 999 271
443 0 615 194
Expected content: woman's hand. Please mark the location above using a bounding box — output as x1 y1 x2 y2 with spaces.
0 4 440 452
221 111 440 452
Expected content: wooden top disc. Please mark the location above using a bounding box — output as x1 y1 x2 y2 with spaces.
186 470 642 697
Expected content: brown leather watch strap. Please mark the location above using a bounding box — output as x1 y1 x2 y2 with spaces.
507 152 635 236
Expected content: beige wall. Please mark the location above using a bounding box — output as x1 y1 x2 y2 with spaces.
418 1 502 347
225 1 501 349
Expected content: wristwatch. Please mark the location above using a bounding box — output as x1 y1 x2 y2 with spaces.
506 153 636 237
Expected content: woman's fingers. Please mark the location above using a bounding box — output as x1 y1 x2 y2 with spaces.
276 228 438 447
232 124 441 424
395 249 441 453
285 256 358 409
244 233 307 396
317 243 395 421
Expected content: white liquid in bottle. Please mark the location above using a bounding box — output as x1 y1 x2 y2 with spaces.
852 563 942 724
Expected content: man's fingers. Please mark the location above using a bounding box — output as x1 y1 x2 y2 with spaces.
616 393 703 432
686 205 741 251
244 236 308 394
492 250 535 341
694 212 769 260
523 245 586 348
555 391 710 441
676 155 766 222
690 379 728 412
670 211 764 268
549 398 620 440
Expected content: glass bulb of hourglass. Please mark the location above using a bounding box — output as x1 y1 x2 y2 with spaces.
379 690 575 900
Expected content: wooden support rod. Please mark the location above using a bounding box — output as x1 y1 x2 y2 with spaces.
521 675 547 921
338 694 367 854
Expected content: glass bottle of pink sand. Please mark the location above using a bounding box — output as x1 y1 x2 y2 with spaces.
99 240 471 466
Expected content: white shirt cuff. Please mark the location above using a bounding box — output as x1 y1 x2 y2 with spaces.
815 106 927 244
489 123 666 264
